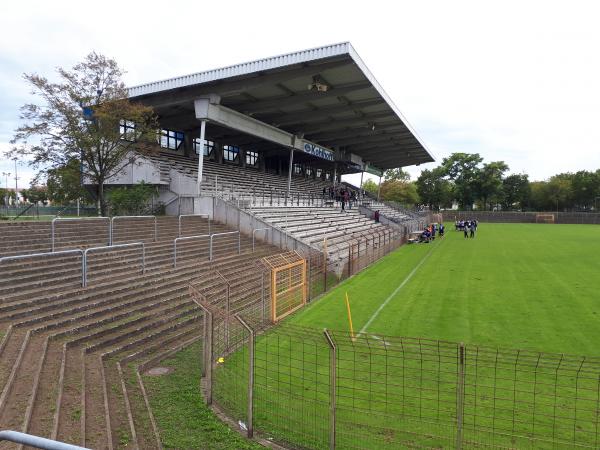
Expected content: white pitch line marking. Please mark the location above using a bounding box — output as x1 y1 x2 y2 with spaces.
358 242 438 336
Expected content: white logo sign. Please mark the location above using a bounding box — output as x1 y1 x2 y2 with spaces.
303 143 334 161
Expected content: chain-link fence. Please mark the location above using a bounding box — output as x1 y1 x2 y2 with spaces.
445 210 600 225
190 228 600 449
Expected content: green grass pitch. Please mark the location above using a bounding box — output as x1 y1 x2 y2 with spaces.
291 222 600 356
147 223 600 448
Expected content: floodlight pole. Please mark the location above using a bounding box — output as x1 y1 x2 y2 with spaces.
13 158 19 205
197 120 206 196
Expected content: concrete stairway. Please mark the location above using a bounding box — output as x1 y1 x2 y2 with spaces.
249 205 395 262
0 216 278 449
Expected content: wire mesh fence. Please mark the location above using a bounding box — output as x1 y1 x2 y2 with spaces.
186 215 599 449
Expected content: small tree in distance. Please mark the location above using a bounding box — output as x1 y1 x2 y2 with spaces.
9 52 158 216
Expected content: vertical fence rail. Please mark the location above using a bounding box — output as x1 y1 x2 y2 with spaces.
324 329 336 450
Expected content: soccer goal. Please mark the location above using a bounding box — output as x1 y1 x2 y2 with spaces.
536 213 555 223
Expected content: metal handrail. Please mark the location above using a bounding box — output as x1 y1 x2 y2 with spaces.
82 242 145 287
110 215 156 246
51 217 110 252
173 234 210 268
0 249 84 266
0 430 89 449
252 228 269 252
178 214 210 237
209 231 240 261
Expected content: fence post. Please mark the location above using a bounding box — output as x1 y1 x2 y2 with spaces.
205 310 213 405
456 342 465 450
323 239 328 292
324 329 336 450
235 314 255 438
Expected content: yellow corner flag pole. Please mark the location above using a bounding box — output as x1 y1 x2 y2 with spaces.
345 292 355 340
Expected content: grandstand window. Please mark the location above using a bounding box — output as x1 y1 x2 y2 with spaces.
245 150 259 166
306 167 313 177
316 168 323 178
325 172 331 181
223 145 239 162
159 129 184 150
194 138 214 157
293 163 302 175
119 119 137 142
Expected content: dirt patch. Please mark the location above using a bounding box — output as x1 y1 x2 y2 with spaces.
145 366 174 376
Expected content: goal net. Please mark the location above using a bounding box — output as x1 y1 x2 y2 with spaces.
536 214 555 223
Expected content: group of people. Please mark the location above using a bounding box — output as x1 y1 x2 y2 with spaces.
455 219 478 238
419 223 445 243
322 186 359 211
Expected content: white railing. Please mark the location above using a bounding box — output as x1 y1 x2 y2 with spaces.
173 234 210 268
82 242 145 287
0 430 89 450
0 249 84 268
110 216 156 245
209 231 240 261
252 228 270 252
178 214 210 237
51 217 110 252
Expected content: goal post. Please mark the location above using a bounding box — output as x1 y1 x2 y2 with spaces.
535 213 555 224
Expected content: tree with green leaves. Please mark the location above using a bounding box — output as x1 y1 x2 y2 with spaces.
477 161 509 210
415 167 454 210
362 179 378 195
20 185 48 204
0 189 16 207
383 168 410 182
380 180 420 205
546 174 573 212
441 153 483 209
8 52 158 216
502 174 530 210
45 158 92 205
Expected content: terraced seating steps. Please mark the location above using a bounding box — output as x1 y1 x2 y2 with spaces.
0 217 278 449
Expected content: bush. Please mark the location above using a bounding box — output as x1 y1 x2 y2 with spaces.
108 182 157 216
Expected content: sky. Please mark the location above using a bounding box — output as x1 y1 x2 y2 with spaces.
1 0 600 189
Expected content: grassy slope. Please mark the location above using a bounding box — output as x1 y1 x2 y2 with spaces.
143 342 263 450
291 223 600 355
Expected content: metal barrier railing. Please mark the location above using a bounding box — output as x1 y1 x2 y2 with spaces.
110 215 156 245
51 217 110 252
173 234 210 268
82 242 145 287
0 249 84 268
178 214 210 237
0 430 89 449
252 228 270 252
209 231 240 261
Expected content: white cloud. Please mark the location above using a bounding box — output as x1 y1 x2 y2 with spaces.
1 0 600 185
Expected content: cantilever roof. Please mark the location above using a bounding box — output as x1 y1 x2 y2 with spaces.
128 42 435 171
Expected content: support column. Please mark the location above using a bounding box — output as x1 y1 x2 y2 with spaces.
197 120 206 196
333 163 337 187
183 132 193 158
377 175 382 201
286 148 294 204
359 171 364 190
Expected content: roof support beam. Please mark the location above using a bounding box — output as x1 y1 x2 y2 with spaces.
233 81 372 115
256 99 383 126
135 59 354 109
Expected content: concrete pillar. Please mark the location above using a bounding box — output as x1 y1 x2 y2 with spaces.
286 148 294 201
183 132 193 158
197 120 206 195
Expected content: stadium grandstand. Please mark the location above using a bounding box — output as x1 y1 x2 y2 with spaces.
0 43 434 449
104 42 434 261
